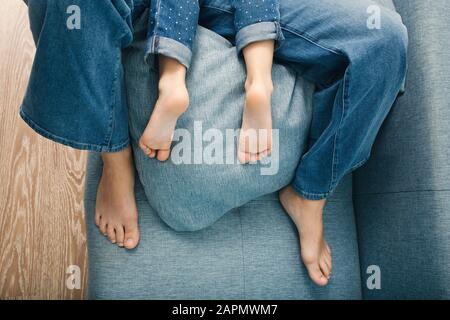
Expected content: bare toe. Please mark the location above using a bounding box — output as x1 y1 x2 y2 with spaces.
115 225 125 247
107 225 116 243
95 213 101 227
99 219 107 236
156 149 171 162
124 222 140 250
306 263 329 286
320 256 331 279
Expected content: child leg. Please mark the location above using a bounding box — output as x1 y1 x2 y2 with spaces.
240 40 275 163
231 0 282 163
139 1 200 161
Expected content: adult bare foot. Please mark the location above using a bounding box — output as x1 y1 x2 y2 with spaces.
139 57 189 162
96 147 140 249
238 80 273 164
279 185 332 286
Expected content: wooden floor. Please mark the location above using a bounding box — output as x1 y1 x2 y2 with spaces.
0 0 87 299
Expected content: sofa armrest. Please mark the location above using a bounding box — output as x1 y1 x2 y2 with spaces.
353 0 450 299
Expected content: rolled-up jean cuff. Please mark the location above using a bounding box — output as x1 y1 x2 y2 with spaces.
145 36 192 69
235 21 284 53
291 182 331 201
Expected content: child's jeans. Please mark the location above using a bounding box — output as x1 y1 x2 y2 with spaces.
146 0 283 68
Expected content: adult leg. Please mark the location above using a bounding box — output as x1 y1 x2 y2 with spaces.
96 0 140 250
277 0 407 286
139 0 200 161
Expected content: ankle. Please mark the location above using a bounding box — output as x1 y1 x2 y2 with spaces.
245 77 273 94
158 56 187 90
157 79 189 115
284 186 326 212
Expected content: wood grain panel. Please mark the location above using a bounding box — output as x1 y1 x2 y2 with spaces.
0 0 87 300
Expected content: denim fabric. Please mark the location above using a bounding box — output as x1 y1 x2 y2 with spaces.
146 0 282 68
129 17 313 231
231 0 282 53
354 0 450 299
146 0 200 68
85 153 361 299
21 0 134 152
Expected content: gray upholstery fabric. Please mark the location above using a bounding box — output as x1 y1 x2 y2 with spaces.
85 154 361 299
354 0 450 299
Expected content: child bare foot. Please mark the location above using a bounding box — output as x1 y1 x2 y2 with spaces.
238 40 275 164
95 147 140 249
238 80 273 163
279 185 332 286
139 57 189 162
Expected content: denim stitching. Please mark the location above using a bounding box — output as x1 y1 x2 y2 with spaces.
280 24 345 57
330 68 350 190
104 49 122 148
20 108 129 152
152 0 162 53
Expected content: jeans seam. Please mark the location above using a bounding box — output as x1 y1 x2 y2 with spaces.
19 107 129 152
146 36 192 68
292 184 331 200
104 50 121 148
280 25 345 57
152 0 162 53
235 21 282 53
330 68 350 190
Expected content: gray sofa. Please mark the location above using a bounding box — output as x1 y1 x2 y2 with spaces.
84 0 450 299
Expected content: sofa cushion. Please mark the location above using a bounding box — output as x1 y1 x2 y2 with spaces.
354 0 450 299
124 13 314 231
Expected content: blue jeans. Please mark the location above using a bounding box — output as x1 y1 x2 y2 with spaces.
145 0 282 68
22 0 407 200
